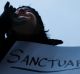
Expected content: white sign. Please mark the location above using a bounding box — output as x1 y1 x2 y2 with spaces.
0 41 80 74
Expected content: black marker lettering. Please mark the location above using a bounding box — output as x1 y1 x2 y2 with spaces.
76 60 80 67
64 60 74 68
29 57 39 66
21 55 29 65
38 58 47 67
48 59 58 68
7 49 23 63
58 60 67 67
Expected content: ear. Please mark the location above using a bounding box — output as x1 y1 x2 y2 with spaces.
47 39 63 45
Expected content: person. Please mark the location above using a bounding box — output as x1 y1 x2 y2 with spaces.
0 2 63 61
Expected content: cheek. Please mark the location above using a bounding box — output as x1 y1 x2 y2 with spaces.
26 12 37 25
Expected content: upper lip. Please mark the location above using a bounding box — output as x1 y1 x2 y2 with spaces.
15 10 32 19
15 8 37 24
15 8 31 15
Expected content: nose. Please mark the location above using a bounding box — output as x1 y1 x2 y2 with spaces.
19 9 26 14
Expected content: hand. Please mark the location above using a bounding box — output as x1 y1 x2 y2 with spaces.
2 2 16 18
0 2 16 32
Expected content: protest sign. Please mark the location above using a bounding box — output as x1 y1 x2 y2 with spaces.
0 41 80 74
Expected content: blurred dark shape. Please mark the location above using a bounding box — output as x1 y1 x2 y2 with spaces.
0 2 63 61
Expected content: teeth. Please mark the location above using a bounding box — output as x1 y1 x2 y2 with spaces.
18 16 30 19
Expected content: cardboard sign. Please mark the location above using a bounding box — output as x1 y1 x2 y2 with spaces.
0 41 80 74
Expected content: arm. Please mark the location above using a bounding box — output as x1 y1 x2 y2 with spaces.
0 2 16 61
0 2 16 32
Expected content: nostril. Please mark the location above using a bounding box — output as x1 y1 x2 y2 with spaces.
19 9 25 14
19 9 24 12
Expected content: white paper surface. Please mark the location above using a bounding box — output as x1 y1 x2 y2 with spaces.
0 41 80 74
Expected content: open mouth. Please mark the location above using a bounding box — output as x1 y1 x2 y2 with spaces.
16 11 35 20
15 8 33 19
18 15 31 19
15 7 37 25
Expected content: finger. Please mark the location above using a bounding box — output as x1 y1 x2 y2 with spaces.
10 5 16 12
9 5 14 13
4 1 10 10
10 5 13 10
13 8 16 12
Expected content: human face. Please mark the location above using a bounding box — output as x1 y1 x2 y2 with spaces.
12 7 37 35
15 7 37 25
